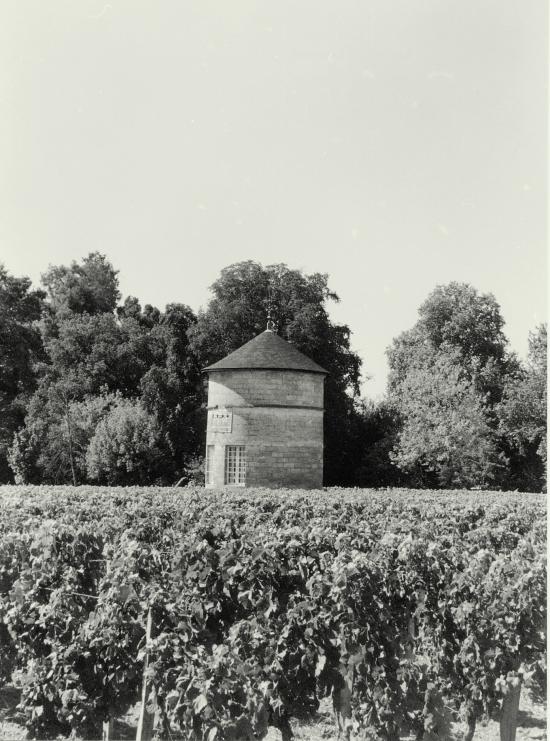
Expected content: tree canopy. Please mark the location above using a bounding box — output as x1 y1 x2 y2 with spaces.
498 324 547 490
387 282 541 489
86 397 164 485
41 252 120 316
9 254 201 485
0 256 545 491
0 265 46 480
390 349 502 488
388 282 517 405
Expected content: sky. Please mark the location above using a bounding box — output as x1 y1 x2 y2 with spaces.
0 0 547 397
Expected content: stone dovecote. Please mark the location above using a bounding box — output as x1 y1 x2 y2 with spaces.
203 329 327 489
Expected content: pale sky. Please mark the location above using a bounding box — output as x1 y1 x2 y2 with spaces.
0 1 547 397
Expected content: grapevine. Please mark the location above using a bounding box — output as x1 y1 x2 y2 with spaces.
0 485 545 739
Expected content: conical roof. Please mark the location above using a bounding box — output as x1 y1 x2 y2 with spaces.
204 330 328 375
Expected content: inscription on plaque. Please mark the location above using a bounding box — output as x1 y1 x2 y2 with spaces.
210 409 233 433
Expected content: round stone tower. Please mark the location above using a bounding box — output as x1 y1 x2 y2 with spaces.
203 328 327 489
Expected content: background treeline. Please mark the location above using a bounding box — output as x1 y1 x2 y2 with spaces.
0 254 546 491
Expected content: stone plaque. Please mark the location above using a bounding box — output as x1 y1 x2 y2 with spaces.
210 409 233 432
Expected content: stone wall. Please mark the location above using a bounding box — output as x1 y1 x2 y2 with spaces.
207 369 324 409
205 369 324 489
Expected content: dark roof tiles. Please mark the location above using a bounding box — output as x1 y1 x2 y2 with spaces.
204 330 328 375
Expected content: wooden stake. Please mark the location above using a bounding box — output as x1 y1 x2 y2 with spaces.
500 679 521 741
136 607 156 741
102 717 114 741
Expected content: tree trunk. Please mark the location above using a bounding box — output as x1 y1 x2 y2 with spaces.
500 682 521 741
63 395 77 485
136 608 156 741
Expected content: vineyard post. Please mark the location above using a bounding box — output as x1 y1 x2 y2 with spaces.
136 606 156 741
499 676 521 741
102 717 114 741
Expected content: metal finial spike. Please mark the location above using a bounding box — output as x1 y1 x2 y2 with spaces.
266 283 276 331
266 308 276 332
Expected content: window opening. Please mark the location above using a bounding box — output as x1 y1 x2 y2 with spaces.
224 445 246 485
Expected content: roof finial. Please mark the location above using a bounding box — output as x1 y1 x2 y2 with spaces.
266 311 276 332
266 283 277 332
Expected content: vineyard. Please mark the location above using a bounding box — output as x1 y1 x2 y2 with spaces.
0 486 546 741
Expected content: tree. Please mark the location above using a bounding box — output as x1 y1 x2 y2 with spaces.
387 283 516 488
139 303 204 482
11 312 142 482
498 324 547 491
388 282 517 405
11 293 202 485
42 310 178 398
391 350 503 488
0 265 45 481
418 283 507 363
41 252 120 316
86 398 164 485
350 400 404 488
188 261 363 485
9 386 116 484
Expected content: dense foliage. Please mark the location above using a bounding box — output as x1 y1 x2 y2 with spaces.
390 350 502 488
8 257 202 486
498 324 547 491
0 486 545 739
387 283 545 491
0 266 46 481
0 257 546 491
